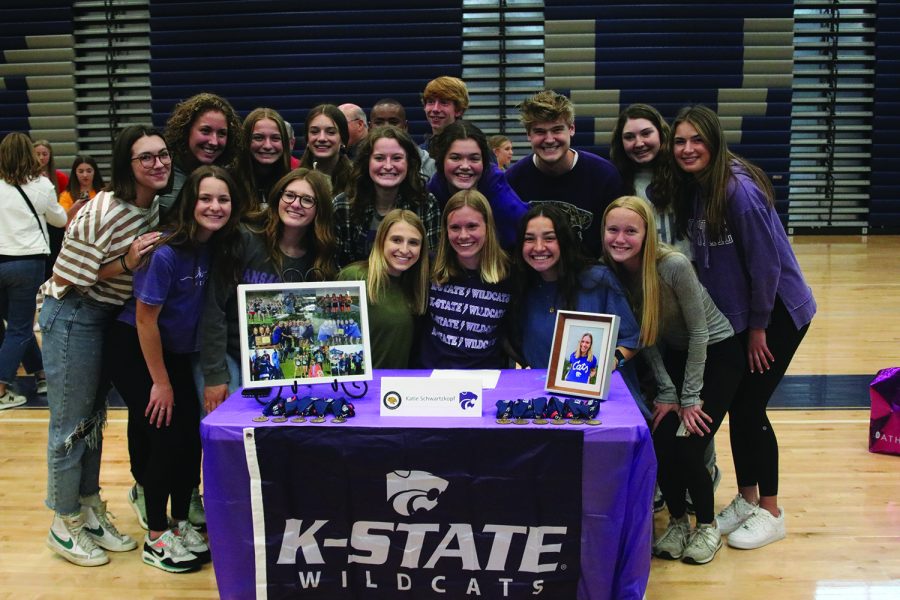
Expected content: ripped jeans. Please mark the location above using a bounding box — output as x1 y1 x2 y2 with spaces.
40 292 119 515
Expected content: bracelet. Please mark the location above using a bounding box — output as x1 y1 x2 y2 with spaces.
119 254 132 274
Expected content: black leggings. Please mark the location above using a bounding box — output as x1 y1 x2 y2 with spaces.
106 321 201 532
729 297 809 498
653 336 744 524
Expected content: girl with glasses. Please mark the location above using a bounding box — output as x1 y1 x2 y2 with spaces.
199 168 338 412
41 125 171 568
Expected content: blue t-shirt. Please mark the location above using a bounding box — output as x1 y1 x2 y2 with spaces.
565 353 598 383
520 266 638 369
118 243 210 354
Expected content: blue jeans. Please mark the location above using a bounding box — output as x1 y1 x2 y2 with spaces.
40 293 120 514
0 258 45 386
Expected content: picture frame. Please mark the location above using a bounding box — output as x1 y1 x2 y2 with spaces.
546 310 621 400
236 281 373 389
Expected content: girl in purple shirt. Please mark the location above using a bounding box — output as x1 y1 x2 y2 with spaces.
670 105 816 551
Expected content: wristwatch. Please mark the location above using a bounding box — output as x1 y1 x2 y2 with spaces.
614 348 626 370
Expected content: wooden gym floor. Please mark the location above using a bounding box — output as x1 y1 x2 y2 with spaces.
0 235 897 599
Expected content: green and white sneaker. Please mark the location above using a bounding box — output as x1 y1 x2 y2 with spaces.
142 530 202 573
682 523 723 565
128 483 148 530
81 496 137 552
0 389 26 410
653 514 691 560
188 487 206 530
47 512 109 567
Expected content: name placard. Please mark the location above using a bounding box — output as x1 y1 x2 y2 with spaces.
380 377 483 417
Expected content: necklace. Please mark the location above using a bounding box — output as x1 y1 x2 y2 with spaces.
537 281 557 313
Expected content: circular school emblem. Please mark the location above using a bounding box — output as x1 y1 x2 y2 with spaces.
382 391 402 410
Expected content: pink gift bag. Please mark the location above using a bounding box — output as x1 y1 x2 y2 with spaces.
869 367 900 456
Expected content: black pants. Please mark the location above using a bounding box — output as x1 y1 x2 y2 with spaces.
106 321 201 532
653 336 744 523
729 297 810 498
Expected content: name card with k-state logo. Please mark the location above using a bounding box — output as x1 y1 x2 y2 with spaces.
380 377 483 417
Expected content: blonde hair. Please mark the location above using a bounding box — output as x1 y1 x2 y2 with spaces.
575 332 594 362
2 133 43 185
517 89 575 132
601 195 674 347
433 189 508 285
366 209 429 315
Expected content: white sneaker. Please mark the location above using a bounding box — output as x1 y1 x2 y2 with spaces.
174 519 210 563
716 494 757 534
727 507 786 549
142 530 202 573
46 512 109 567
0 389 27 410
682 523 723 564
81 497 137 552
653 514 690 560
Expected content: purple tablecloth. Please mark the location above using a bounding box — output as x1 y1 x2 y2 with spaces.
201 369 655 599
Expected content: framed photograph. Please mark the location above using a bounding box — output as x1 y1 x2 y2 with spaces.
236 281 372 389
546 310 621 400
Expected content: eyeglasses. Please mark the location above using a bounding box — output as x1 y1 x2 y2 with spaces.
280 191 316 208
131 150 172 169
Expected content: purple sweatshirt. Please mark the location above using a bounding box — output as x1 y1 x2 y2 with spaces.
688 165 816 333
427 164 528 248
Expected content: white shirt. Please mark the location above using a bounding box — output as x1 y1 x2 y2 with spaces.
0 176 66 256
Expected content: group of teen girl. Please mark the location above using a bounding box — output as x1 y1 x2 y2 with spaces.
39 92 813 575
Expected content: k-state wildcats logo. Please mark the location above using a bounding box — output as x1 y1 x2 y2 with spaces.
458 391 478 409
385 470 449 516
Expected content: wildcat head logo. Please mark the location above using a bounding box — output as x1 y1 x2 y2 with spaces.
458 391 478 409
386 470 449 516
